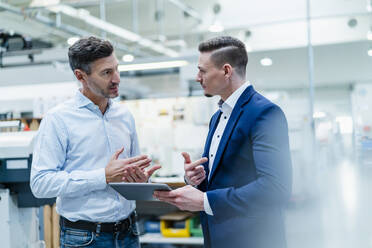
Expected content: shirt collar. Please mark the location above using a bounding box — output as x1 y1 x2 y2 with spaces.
220 81 250 110
75 89 113 110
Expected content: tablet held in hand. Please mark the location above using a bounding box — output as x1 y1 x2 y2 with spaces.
109 182 172 200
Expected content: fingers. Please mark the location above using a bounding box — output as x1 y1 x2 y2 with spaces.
146 165 162 178
186 165 205 178
130 158 152 169
122 170 135 182
185 157 208 171
132 166 147 182
190 173 206 185
194 178 204 186
153 190 183 208
182 152 191 164
153 190 177 199
190 169 205 180
138 161 152 170
123 166 147 182
192 157 208 167
124 154 149 164
156 197 179 206
111 147 124 160
187 168 206 186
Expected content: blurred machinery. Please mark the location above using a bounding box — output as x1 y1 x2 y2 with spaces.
0 131 55 247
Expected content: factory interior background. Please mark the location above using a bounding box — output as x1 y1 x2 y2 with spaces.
1 0 372 247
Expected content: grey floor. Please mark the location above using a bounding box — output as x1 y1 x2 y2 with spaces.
286 159 372 248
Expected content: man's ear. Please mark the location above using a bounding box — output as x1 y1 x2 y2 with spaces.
223 64 233 79
74 69 87 84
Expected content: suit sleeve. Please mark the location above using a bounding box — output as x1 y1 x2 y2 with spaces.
206 105 292 221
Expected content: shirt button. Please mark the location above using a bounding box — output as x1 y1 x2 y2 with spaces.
211 154 214 157
224 116 227 119
217 135 220 138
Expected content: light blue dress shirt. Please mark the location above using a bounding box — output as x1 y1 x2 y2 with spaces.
30 90 140 222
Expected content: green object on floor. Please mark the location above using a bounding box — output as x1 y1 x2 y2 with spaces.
189 216 203 237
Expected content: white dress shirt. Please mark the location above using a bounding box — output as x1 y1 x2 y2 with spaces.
204 82 250 215
31 90 140 222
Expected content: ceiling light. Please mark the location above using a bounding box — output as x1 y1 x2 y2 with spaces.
30 0 60 7
67 37 79 46
208 22 224 33
260 57 272 66
368 48 372 56
368 30 372 40
118 60 188 72
122 54 134 62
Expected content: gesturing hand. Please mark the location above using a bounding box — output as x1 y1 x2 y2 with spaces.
183 152 208 186
122 162 161 183
105 147 154 183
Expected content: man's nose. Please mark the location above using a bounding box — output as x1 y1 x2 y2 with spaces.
196 73 202 82
112 70 120 83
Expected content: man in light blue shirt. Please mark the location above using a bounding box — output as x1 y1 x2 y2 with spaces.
31 36 160 248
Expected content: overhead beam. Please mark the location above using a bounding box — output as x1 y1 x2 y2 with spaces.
0 2 148 57
47 4 179 57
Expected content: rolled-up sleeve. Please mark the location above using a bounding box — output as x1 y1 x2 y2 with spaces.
30 113 107 199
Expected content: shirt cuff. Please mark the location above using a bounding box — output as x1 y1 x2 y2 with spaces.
90 168 107 190
204 192 214 216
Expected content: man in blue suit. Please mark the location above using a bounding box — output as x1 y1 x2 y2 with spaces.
154 36 292 248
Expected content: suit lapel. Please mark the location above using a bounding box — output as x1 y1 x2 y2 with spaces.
208 86 256 185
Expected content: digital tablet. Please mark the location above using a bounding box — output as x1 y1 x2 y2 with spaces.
109 182 172 201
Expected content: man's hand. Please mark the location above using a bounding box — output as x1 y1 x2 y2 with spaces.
183 152 208 186
105 147 156 183
122 163 161 182
153 185 204 212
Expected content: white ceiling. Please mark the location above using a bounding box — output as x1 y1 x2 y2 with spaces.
1 0 371 58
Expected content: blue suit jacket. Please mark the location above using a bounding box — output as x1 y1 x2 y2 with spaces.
198 86 292 248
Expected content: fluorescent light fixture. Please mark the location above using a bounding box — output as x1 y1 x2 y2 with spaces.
368 48 372 56
208 22 224 33
118 60 189 72
67 36 79 46
260 57 272 66
122 54 134 62
313 111 326 118
30 0 59 7
368 30 372 40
